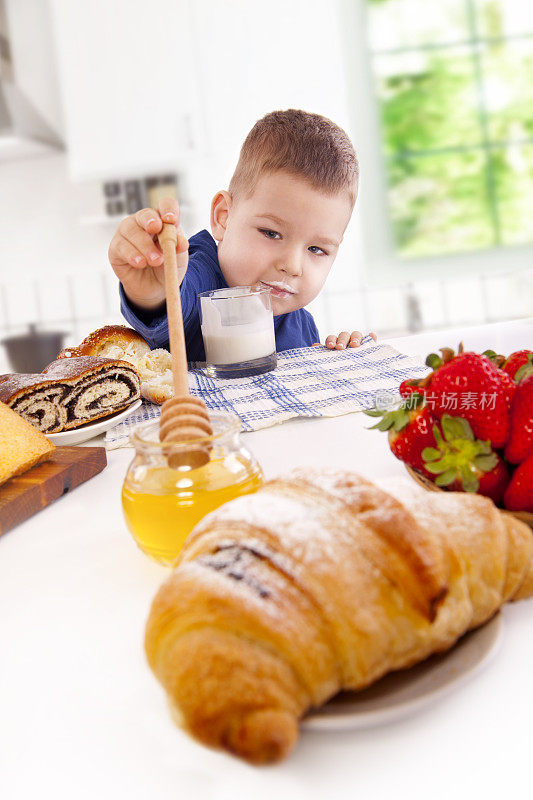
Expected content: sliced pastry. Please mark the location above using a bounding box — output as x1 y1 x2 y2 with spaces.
0 356 141 432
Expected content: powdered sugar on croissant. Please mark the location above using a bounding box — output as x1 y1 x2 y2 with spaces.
145 469 533 765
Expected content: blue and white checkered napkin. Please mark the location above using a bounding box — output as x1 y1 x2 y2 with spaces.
104 336 429 449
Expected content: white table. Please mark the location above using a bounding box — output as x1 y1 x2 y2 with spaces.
1 319 532 800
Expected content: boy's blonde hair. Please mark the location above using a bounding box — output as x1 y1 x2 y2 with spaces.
229 109 359 204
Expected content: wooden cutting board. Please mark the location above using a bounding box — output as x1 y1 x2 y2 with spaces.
0 446 107 536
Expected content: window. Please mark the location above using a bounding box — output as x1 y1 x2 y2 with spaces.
350 0 533 276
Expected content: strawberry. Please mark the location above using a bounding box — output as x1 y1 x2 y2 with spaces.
422 415 509 504
503 451 533 513
399 378 427 398
423 348 516 449
481 349 506 367
502 350 533 383
365 394 438 478
504 373 533 464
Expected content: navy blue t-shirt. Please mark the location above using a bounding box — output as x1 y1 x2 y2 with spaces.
120 229 320 361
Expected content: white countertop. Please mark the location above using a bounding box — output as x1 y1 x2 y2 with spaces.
1 319 532 800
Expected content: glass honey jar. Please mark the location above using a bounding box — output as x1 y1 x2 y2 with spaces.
122 413 263 565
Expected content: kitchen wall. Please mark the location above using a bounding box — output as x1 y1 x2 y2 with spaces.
0 0 530 374
0 152 124 370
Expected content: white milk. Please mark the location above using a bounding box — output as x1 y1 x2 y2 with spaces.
202 326 276 364
200 290 276 365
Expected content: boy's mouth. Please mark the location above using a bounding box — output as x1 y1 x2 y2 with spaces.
259 281 297 298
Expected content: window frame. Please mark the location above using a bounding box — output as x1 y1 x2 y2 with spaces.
338 0 533 289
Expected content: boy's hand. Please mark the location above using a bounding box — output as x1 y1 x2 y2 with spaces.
108 198 189 311
324 331 377 349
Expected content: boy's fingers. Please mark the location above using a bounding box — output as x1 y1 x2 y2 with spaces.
348 331 363 347
176 228 189 254
158 197 180 226
174 231 189 284
326 331 368 350
176 240 189 269
121 217 164 265
335 331 350 349
134 208 164 235
114 234 147 268
369 331 377 341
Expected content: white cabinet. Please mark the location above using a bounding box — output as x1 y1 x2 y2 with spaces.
49 0 203 180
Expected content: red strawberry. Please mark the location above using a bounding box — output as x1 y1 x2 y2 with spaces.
399 378 427 398
365 394 438 478
504 373 533 464
502 350 533 383
503 451 533 513
467 459 509 504
424 349 516 449
388 407 437 476
422 415 509 504
481 349 506 367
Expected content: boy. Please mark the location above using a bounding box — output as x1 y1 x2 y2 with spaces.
108 109 374 360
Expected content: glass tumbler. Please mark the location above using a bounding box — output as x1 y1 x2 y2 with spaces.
121 413 263 565
198 285 277 378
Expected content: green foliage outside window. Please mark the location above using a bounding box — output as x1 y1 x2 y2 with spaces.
367 0 533 258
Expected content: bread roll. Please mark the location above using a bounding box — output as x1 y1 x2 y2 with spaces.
145 469 533 764
57 324 151 360
0 401 55 485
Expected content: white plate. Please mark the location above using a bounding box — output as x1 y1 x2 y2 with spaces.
302 613 503 731
46 399 142 446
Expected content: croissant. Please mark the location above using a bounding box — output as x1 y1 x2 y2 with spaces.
144 469 533 764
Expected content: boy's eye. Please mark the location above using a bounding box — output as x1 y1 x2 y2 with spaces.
308 245 328 256
259 228 281 239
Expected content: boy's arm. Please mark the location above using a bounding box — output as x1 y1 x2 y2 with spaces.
119 286 168 350
119 268 200 351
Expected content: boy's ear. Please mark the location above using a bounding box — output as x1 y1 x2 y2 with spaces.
210 190 232 241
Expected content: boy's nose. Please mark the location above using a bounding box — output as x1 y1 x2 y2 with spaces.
278 252 303 277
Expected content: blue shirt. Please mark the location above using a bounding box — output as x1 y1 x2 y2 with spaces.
120 229 320 362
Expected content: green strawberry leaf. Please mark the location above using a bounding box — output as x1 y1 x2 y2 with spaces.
425 352 442 369
476 439 493 455
422 447 441 462
515 360 533 382
435 469 457 486
441 415 474 442
473 453 498 472
460 465 479 493
364 408 386 417
392 408 410 431
370 416 395 432
433 425 445 447
424 459 450 475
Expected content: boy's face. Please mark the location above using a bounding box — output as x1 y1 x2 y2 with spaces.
212 171 354 317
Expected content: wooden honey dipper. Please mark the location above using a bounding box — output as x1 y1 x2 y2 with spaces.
158 223 213 469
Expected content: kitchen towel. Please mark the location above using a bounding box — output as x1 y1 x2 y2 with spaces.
104 337 429 449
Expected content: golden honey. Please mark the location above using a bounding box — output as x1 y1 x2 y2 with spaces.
121 416 263 565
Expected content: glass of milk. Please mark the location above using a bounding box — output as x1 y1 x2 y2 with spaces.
198 286 277 378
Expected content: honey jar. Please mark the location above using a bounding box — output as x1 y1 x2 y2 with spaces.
122 413 263 565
